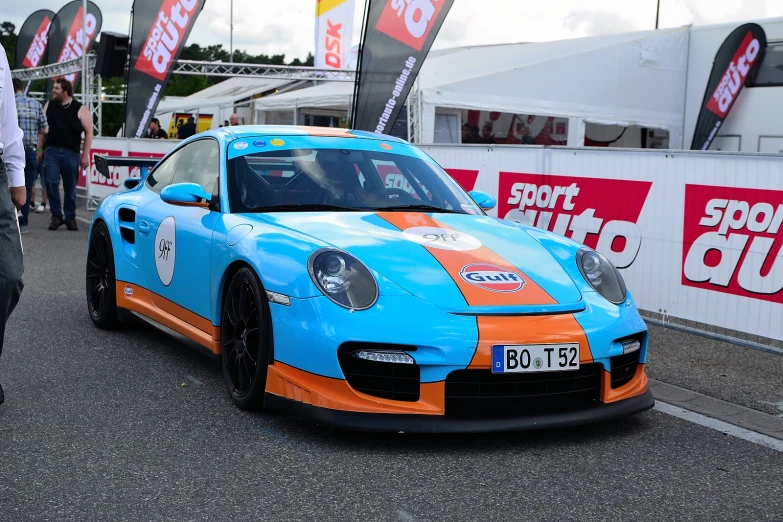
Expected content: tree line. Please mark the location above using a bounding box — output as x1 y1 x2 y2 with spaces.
1 20 314 136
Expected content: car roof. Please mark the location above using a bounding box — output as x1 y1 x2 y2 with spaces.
204 125 409 144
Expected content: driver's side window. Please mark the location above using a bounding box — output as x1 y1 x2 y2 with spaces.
171 139 219 194
146 150 180 193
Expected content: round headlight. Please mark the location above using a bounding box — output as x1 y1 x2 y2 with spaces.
308 249 378 310
576 248 627 304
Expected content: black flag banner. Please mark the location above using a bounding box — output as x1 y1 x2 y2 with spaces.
691 23 767 151
123 0 207 138
15 9 56 94
46 1 103 94
351 0 455 135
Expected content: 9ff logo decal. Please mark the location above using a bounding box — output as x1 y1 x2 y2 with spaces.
402 226 481 251
155 216 176 286
375 0 445 51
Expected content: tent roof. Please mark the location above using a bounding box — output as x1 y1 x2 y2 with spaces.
253 26 690 137
252 81 354 111
157 77 295 114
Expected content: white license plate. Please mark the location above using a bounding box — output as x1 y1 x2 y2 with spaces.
491 344 580 373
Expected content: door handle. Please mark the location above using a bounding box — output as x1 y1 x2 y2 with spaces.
139 220 151 237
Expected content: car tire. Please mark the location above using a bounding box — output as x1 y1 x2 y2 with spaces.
86 221 120 329
221 267 272 411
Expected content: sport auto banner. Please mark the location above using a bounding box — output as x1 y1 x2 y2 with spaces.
314 0 356 70
690 23 766 151
123 0 207 138
351 0 455 134
15 9 55 94
46 1 103 94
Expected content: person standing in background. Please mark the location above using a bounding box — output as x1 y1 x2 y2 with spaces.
147 118 168 139
42 77 93 231
13 78 48 234
177 116 197 139
229 113 240 126
0 43 27 406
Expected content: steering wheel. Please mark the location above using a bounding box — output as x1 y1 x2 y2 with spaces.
384 188 419 204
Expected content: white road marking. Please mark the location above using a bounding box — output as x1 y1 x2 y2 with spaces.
397 510 417 522
76 216 92 225
655 401 783 453
184 375 203 385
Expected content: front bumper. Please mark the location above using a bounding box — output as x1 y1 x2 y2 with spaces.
264 388 655 433
263 359 653 433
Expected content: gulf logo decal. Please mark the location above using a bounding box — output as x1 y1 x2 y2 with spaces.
376 212 555 307
459 264 525 293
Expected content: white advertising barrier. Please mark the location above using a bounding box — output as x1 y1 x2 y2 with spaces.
88 137 178 200
420 144 783 343
87 138 783 342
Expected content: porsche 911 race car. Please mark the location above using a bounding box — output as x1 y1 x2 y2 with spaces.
86 126 654 432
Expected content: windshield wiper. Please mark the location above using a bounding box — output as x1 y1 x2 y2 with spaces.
249 204 365 213
379 204 464 214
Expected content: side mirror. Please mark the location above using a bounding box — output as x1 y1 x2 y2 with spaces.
160 183 212 208
469 190 496 211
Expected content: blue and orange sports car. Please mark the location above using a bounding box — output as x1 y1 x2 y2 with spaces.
86 126 654 432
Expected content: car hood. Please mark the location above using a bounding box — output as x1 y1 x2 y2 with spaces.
252 211 584 313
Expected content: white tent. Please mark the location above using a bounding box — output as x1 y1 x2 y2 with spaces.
253 26 689 147
156 77 299 129
252 81 354 126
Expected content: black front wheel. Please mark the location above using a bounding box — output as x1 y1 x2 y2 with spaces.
86 221 119 329
221 267 272 410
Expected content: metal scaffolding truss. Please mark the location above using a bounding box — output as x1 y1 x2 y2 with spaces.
173 60 356 82
406 78 423 144
11 55 96 82
11 56 357 137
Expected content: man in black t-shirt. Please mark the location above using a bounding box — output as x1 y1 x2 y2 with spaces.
147 118 168 139
177 116 197 139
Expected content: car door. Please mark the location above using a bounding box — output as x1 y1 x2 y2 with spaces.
136 138 222 324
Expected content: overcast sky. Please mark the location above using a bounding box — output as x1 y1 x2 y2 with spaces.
4 0 782 61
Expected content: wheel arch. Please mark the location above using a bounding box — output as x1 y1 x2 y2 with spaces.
215 260 274 364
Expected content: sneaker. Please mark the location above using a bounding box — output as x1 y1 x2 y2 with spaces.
65 219 79 231
49 215 64 230
35 204 45 213
20 224 28 234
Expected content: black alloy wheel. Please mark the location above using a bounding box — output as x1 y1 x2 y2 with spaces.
221 267 271 410
86 221 119 329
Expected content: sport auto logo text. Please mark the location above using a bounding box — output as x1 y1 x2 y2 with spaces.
136 0 200 81
706 31 761 118
499 173 652 269
682 185 783 303
23 16 52 69
375 0 444 51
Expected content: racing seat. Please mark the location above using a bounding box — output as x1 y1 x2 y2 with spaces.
230 156 276 211
311 150 368 207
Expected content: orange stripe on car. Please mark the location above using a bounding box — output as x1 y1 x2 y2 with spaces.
375 212 595 370
116 281 221 354
266 362 446 414
471 315 593 369
300 126 355 138
376 212 557 306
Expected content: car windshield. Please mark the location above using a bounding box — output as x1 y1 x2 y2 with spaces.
226 146 482 214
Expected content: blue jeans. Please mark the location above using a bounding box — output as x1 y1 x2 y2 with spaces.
43 146 80 221
19 147 39 226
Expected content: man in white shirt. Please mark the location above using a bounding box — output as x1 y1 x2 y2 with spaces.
0 43 26 406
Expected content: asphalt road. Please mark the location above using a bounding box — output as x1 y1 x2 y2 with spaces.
1 210 782 522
